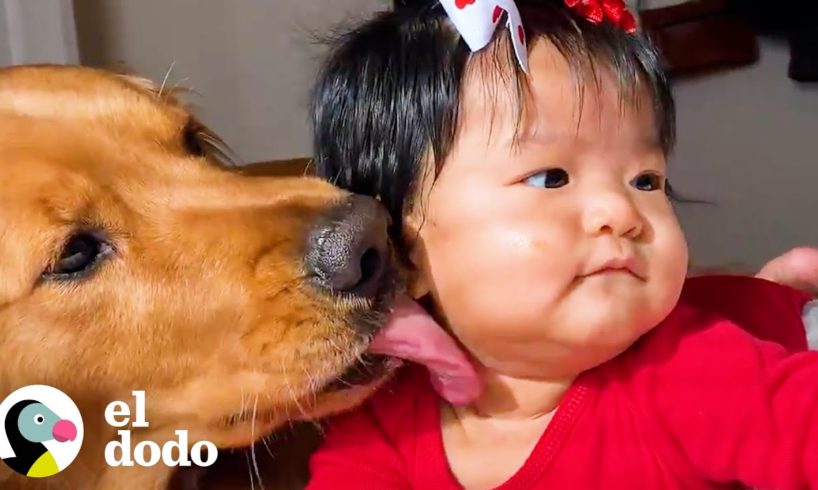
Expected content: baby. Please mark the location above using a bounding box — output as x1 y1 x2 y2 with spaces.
305 0 818 488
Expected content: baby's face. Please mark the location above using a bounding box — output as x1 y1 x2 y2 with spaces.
410 41 688 379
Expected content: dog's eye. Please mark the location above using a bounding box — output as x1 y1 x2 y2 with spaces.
182 117 235 166
183 120 206 157
43 231 113 281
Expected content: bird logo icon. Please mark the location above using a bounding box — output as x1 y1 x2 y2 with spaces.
0 386 83 478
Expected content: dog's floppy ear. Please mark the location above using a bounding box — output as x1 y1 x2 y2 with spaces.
114 72 239 167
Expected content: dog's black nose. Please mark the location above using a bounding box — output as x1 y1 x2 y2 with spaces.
307 195 390 298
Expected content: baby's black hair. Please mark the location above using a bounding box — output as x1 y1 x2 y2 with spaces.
310 0 675 255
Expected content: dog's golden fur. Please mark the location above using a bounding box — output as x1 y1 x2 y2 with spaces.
0 65 390 489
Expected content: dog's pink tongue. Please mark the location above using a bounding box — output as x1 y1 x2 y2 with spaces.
369 296 481 406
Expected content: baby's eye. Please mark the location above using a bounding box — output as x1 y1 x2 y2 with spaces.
523 168 569 188
631 172 663 192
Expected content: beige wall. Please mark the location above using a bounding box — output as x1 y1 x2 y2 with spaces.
670 39 818 268
69 0 692 164
1 0 78 65
0 3 10 66
74 0 388 164
72 1 817 268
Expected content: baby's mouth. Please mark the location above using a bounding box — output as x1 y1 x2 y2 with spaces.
581 256 646 280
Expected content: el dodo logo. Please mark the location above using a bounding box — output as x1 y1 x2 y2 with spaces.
0 385 83 478
104 391 218 468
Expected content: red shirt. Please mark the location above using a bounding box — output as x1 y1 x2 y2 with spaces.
307 276 818 490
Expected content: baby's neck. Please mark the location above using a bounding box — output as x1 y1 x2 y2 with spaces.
440 368 577 490
460 367 576 420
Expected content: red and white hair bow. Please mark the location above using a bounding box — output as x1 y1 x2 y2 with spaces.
564 0 637 34
438 0 638 73
439 0 530 73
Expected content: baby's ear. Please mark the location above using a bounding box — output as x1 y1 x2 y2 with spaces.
402 212 432 300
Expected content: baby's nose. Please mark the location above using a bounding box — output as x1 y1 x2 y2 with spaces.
582 190 644 238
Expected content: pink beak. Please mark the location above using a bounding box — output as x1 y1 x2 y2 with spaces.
52 419 77 442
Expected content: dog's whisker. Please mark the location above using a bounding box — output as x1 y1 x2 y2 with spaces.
278 361 309 423
244 451 256 490
285 377 310 421
275 405 287 431
278 399 297 430
261 433 277 461
251 394 265 490
331 165 344 186
171 76 191 92
311 418 325 435
290 378 311 420
240 385 246 421
300 364 319 411
158 61 177 99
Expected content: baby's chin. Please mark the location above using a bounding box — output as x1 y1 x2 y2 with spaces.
571 280 677 324
582 308 666 344
450 289 679 378
469 348 617 382
463 328 646 380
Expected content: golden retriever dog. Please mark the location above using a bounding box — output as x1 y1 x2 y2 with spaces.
0 64 406 490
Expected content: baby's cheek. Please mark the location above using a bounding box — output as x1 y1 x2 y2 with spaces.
652 216 689 280
649 248 688 329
